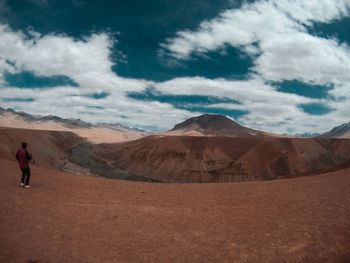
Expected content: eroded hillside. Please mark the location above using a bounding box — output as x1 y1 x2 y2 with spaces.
89 135 350 183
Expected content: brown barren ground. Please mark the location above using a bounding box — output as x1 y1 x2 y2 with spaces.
93 135 350 183
1 158 350 263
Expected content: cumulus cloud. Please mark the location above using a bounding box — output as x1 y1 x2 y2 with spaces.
157 0 350 133
160 0 350 85
273 0 350 25
1 0 350 135
0 24 113 84
153 76 333 134
0 24 195 130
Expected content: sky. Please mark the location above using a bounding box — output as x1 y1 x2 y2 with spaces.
0 0 349 134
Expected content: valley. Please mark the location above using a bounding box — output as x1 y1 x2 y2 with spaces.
1 110 350 262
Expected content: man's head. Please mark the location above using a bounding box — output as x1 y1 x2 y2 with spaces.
21 142 27 149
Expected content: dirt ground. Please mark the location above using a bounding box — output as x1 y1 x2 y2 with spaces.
1 158 350 263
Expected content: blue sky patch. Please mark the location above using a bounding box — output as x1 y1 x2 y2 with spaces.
308 17 350 46
86 92 110 99
298 103 333 115
2 97 35 102
115 45 254 82
5 71 78 88
183 107 248 120
128 87 247 120
272 80 334 99
87 105 105 110
127 87 242 105
1 0 241 35
79 111 98 115
0 0 253 83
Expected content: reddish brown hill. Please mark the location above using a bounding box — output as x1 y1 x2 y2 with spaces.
0 127 87 174
91 135 350 183
1 127 350 262
164 114 271 136
3 126 350 184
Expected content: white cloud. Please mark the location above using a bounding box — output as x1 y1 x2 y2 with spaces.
273 0 350 25
153 76 343 134
1 0 350 137
0 24 193 130
160 1 301 59
160 0 350 86
0 24 113 83
255 31 350 85
156 0 350 133
154 76 312 105
0 85 195 131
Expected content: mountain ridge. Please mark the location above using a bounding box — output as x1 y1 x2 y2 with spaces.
166 114 270 137
2 106 350 138
319 121 350 138
0 106 144 132
0 107 147 143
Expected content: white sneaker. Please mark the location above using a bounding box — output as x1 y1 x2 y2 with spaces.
20 183 25 187
24 185 31 188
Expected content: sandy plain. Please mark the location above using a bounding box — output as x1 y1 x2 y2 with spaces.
1 157 350 262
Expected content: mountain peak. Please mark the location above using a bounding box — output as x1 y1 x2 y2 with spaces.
172 114 241 130
168 114 264 136
319 121 350 138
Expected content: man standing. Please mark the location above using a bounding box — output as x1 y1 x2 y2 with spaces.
15 142 34 188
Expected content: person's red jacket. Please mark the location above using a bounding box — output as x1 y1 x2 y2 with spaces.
16 149 32 169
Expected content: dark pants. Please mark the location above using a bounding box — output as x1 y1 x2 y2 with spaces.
21 167 31 185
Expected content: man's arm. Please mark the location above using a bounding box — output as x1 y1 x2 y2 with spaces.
25 151 32 161
26 151 35 164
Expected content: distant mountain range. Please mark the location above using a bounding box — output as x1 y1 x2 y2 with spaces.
1 106 350 138
0 107 144 132
318 122 350 138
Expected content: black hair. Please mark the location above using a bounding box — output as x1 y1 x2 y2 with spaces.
21 142 27 148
